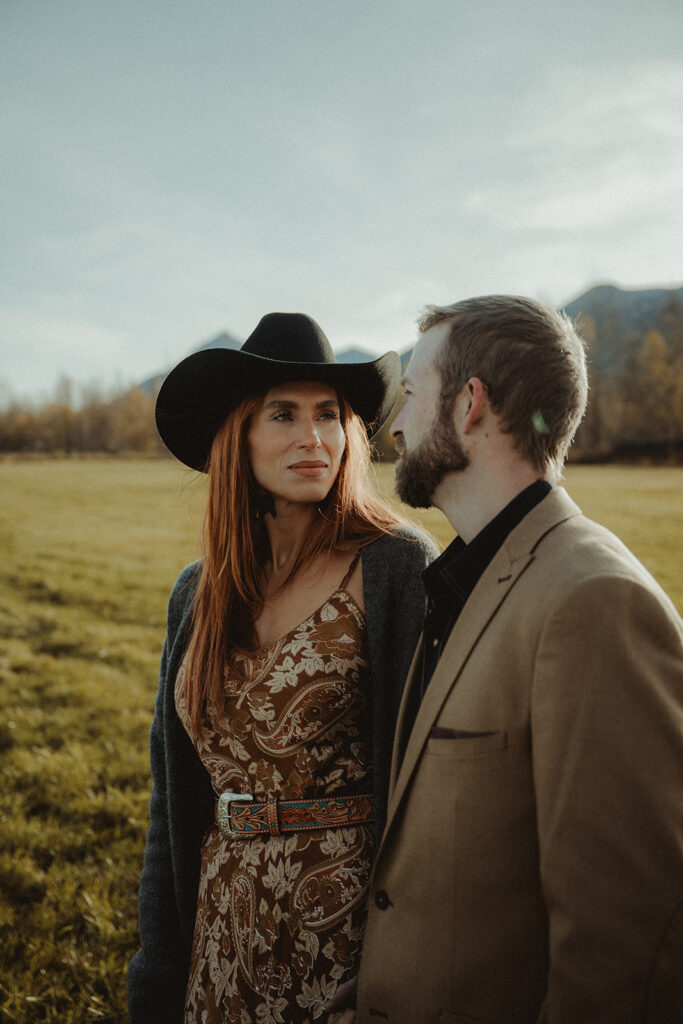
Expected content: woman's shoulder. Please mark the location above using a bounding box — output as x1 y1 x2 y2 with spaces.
362 525 440 567
167 559 202 617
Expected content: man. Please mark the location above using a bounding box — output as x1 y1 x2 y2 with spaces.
329 295 683 1022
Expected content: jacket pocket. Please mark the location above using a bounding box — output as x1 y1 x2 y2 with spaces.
425 730 507 758
429 727 497 739
435 1012 489 1024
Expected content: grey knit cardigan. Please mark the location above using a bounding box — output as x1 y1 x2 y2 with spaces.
127 526 438 1024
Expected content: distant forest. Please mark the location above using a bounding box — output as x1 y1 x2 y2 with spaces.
2 285 682 463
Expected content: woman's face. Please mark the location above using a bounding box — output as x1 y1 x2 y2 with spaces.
248 380 346 506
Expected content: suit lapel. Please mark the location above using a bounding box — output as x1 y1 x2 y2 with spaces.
379 487 582 855
386 544 529 823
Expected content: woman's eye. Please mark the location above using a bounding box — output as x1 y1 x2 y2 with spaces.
272 410 293 421
319 410 339 421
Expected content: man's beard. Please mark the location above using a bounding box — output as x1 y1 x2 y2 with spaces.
394 415 469 508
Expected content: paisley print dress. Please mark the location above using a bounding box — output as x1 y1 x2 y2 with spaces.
175 563 374 1024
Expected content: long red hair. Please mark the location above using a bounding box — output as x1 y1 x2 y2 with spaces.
182 390 406 727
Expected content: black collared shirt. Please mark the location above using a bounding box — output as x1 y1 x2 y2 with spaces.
419 479 552 699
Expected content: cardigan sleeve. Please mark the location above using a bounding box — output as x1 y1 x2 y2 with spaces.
127 565 200 1024
362 527 439 841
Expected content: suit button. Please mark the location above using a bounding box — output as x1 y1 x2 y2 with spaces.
374 889 390 910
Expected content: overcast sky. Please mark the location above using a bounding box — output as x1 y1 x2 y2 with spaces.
2 0 682 404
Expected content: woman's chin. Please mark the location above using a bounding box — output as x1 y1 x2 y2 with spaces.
271 483 333 508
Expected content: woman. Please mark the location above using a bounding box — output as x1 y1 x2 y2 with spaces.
128 313 438 1024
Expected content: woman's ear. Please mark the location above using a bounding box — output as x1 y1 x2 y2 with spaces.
463 377 488 434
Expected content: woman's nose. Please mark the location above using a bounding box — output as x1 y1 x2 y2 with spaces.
298 420 321 448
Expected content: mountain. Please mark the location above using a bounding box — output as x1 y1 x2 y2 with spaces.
138 331 243 394
395 284 683 377
139 334 382 394
561 283 683 376
335 347 381 364
191 331 242 353
141 285 683 397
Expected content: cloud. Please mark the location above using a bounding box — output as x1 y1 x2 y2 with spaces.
461 62 683 235
2 5 682 399
0 307 132 401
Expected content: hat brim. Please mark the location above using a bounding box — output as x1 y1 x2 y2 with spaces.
155 347 401 471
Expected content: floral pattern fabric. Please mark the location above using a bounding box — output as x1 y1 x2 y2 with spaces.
175 583 374 1024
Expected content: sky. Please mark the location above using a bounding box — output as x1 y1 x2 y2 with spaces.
2 0 682 405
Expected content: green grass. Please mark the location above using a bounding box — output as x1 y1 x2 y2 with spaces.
0 458 680 1022
0 460 205 1023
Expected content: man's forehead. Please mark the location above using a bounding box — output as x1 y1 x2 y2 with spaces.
405 325 447 380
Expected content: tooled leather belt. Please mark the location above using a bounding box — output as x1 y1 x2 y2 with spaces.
215 791 374 839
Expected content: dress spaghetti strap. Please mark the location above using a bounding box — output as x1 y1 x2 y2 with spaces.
339 548 362 591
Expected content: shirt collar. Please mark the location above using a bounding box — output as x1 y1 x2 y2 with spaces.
423 479 552 602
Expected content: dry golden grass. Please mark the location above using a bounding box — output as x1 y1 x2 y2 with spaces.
372 462 683 609
0 458 680 1022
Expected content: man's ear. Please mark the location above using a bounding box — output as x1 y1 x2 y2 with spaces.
463 377 487 435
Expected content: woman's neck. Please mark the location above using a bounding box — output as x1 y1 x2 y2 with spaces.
262 499 318 573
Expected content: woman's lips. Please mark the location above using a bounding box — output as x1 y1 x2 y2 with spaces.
288 461 328 476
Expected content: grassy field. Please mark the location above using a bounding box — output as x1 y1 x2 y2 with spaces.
0 458 681 1022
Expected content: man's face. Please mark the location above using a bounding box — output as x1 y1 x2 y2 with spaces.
390 323 469 508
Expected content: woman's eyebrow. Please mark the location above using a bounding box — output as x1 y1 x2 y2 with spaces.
262 398 339 410
263 399 297 410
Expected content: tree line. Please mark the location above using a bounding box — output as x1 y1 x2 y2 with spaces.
374 320 683 463
0 379 164 457
1 321 682 462
572 325 683 462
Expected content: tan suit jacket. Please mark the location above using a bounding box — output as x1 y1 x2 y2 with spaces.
356 487 683 1024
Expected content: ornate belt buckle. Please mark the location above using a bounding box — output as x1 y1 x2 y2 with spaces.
216 791 253 839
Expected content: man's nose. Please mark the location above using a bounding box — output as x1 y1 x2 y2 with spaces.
389 409 404 438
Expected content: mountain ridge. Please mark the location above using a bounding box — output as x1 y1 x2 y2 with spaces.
140 283 683 393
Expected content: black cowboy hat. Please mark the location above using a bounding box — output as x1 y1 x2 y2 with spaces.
155 312 401 471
